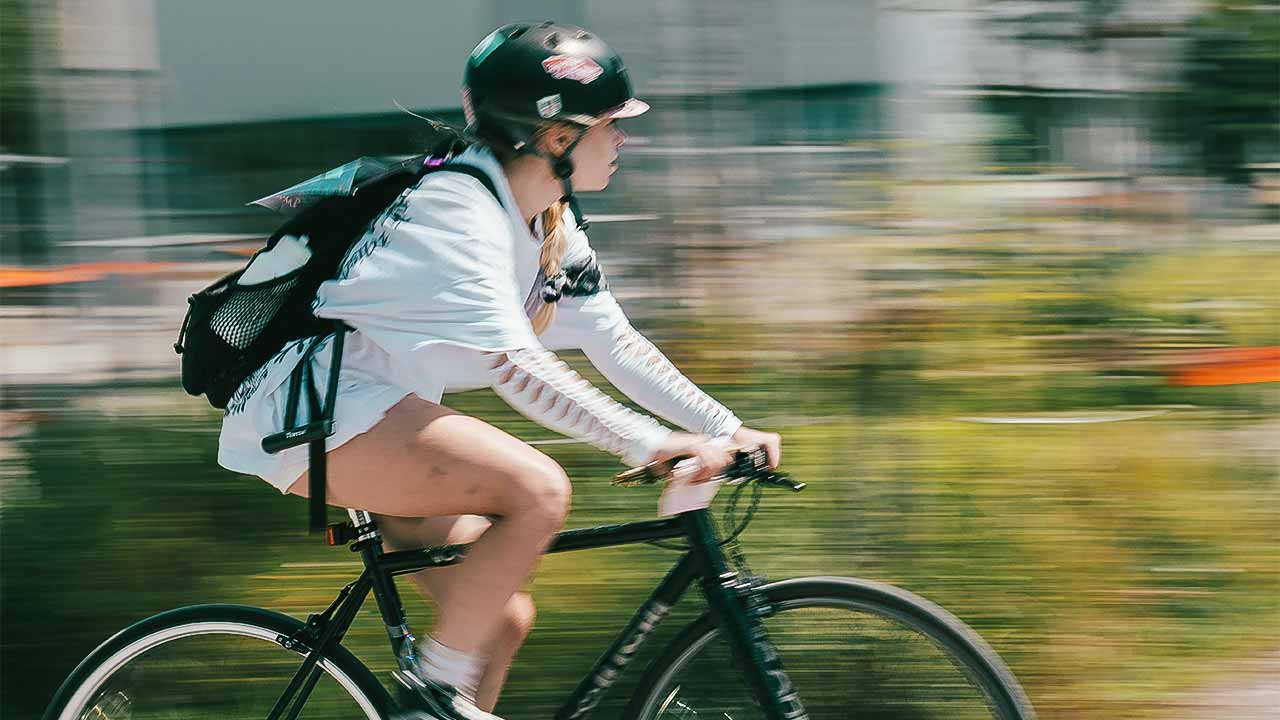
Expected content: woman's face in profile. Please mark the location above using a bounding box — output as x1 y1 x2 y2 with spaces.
569 119 628 192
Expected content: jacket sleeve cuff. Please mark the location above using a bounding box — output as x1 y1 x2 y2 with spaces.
624 425 674 469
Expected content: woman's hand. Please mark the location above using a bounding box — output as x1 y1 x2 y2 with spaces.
649 432 732 484
731 426 781 469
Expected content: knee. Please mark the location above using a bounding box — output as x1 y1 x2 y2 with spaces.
511 459 572 530
503 592 537 641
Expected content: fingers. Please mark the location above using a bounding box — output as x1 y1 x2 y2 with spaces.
739 439 780 469
765 436 781 469
685 444 731 484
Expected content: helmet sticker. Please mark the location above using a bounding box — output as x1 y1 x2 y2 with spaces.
536 94 563 118
541 55 604 84
461 87 476 126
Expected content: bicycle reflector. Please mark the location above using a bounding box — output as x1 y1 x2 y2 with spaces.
326 523 356 546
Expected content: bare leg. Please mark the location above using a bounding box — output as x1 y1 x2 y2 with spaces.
288 395 570 656
377 514 536 712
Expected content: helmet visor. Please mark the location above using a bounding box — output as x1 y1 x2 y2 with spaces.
599 97 650 120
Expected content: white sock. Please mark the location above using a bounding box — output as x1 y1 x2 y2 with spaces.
416 635 487 702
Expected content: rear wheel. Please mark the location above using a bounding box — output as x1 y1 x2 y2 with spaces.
43 604 393 720
625 576 1036 720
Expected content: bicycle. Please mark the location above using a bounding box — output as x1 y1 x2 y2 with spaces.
42 447 1037 720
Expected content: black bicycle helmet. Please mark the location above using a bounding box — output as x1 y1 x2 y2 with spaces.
463 21 648 147
463 22 647 229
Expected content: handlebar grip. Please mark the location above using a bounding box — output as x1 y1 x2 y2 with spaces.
614 446 770 486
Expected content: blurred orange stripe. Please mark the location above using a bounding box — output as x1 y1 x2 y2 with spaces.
1171 347 1280 386
0 261 177 288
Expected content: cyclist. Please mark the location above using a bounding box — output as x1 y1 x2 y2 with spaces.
217 21 781 720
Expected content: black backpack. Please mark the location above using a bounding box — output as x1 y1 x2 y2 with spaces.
175 146 498 533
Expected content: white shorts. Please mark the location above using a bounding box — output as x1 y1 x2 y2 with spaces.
217 331 421 493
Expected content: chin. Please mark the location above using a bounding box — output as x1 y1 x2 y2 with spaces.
571 170 612 192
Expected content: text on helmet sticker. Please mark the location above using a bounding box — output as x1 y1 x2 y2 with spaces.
542 55 604 84
536 94 563 118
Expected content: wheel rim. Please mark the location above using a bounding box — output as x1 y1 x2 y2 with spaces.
58 621 381 720
638 596 1017 720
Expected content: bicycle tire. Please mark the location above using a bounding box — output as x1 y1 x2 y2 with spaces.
42 603 394 720
624 576 1036 720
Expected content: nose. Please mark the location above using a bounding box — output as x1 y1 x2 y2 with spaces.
613 124 628 147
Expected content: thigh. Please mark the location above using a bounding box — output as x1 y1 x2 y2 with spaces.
378 514 494 552
287 394 564 519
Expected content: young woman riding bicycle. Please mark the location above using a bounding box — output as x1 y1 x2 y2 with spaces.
216 21 781 720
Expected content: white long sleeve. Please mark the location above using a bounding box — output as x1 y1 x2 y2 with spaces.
541 291 742 439
484 346 671 467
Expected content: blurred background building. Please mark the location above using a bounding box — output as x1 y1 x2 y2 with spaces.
8 1 1272 252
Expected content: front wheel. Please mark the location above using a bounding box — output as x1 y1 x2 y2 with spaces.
42 604 393 720
625 576 1036 720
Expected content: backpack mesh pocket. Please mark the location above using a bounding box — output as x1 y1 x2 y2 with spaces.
209 273 302 350
178 265 318 409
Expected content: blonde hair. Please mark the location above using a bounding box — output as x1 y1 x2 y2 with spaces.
530 198 568 335
524 121 576 336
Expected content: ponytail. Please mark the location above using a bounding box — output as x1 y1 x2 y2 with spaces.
530 199 568 335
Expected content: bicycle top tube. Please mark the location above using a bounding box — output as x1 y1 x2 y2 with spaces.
354 447 803 578
377 515 687 577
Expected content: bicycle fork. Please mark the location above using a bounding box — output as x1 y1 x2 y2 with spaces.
684 510 810 720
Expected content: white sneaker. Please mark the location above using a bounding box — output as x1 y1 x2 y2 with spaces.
391 670 505 720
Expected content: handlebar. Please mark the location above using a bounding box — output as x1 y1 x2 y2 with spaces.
613 445 807 493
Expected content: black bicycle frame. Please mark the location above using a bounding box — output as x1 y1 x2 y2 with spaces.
269 508 808 720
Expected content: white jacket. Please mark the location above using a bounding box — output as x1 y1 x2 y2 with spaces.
218 145 739 491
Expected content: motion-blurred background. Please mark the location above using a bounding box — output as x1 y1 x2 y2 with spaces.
2 1 1277 718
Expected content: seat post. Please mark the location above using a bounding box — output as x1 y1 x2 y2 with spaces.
347 508 379 541
347 508 420 672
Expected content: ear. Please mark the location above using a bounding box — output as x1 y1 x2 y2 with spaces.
538 125 578 157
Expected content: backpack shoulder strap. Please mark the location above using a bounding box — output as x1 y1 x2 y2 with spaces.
427 162 501 205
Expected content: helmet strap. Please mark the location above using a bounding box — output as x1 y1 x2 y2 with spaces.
511 125 593 232
550 130 589 231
